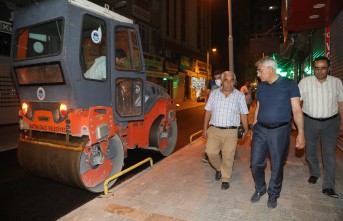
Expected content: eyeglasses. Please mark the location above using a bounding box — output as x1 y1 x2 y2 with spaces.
314 66 328 71
256 69 263 73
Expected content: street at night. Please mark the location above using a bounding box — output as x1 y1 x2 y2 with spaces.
0 104 205 220
1 0 343 220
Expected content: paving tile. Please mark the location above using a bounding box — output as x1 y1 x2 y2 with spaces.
60 109 343 221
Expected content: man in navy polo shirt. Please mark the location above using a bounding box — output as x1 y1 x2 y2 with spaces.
250 56 305 208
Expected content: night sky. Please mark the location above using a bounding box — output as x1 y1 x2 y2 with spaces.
210 0 229 71
210 0 282 86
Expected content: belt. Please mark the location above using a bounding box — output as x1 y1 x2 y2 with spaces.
303 113 338 122
210 125 238 129
258 122 289 129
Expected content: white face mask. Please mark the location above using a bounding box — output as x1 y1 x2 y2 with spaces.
215 79 222 87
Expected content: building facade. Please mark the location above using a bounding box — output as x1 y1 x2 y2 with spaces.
96 0 211 102
0 0 211 124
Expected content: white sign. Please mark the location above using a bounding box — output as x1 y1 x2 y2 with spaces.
0 20 12 34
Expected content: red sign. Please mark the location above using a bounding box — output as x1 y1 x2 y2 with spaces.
325 25 330 59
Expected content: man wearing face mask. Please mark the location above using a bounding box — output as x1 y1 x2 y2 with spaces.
206 70 223 102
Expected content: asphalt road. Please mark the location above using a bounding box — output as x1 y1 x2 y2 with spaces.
0 105 205 221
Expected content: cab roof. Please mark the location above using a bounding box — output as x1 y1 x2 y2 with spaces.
69 0 133 24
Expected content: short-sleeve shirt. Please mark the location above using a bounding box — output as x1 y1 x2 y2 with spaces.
205 87 248 127
298 75 343 118
256 76 300 125
84 56 106 80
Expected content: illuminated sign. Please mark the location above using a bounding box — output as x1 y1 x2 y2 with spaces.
325 25 330 59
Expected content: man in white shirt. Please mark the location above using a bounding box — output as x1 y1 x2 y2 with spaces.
202 71 249 190
298 56 343 198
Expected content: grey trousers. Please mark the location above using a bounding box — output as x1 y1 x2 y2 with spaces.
304 116 339 189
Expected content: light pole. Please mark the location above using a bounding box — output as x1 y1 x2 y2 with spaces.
207 48 217 80
228 0 234 72
207 0 212 81
207 50 210 81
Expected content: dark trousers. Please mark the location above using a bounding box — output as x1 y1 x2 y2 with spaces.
251 123 290 198
304 116 339 189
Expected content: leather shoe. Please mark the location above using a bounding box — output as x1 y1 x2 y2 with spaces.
267 196 278 209
308 176 318 184
215 171 221 181
322 189 339 198
221 182 230 190
250 190 266 203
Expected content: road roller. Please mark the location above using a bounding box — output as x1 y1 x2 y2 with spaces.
10 0 177 192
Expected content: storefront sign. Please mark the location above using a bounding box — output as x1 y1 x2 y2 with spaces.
0 20 12 34
165 61 179 72
325 25 330 59
195 60 208 75
180 56 191 70
144 53 164 71
146 70 169 79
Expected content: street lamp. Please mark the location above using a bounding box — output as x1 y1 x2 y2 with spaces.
207 48 217 80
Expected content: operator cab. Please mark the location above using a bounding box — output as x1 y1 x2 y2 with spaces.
11 0 146 122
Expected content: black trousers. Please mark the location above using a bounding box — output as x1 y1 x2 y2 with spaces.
251 123 290 197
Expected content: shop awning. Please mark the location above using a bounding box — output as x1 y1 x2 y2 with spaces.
283 0 343 31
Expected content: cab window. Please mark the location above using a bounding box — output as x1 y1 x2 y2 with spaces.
13 19 63 60
115 27 142 71
116 78 143 117
81 15 107 81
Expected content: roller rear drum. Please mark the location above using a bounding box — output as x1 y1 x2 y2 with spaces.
17 133 124 193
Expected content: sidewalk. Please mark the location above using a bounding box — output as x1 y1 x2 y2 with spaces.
60 103 343 221
60 136 343 221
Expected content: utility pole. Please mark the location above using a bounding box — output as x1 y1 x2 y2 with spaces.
228 0 234 72
207 0 212 80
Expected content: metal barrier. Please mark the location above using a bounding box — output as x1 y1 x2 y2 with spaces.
103 157 153 195
190 130 202 143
